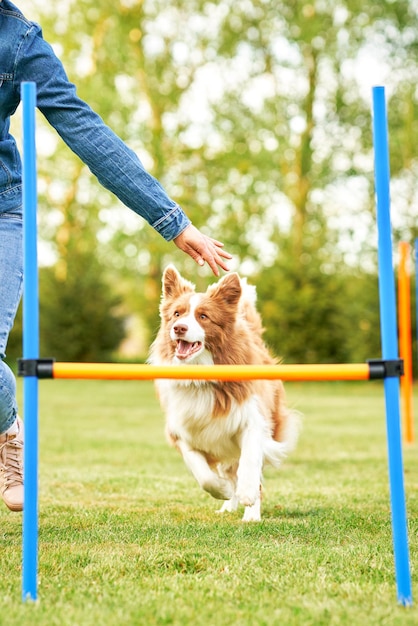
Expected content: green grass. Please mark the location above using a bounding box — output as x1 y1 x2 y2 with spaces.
1 379 418 625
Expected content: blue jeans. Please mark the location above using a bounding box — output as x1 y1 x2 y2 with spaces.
0 209 22 434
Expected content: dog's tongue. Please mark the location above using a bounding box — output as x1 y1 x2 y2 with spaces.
176 340 198 360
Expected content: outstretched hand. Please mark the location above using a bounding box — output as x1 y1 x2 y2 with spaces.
173 224 232 276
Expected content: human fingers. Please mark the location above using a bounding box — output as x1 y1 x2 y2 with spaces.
199 236 232 275
173 226 231 275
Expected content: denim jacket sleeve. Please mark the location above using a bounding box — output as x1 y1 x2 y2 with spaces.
14 24 190 241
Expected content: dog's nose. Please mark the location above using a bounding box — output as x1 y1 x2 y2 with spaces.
173 323 188 336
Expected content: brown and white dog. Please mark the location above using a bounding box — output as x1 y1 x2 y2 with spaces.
149 265 300 521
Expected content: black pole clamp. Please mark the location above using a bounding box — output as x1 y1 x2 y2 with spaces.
17 358 55 379
367 358 404 379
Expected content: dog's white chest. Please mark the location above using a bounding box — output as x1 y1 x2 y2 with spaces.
158 380 246 460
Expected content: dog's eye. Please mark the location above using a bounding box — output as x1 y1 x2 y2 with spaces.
174 311 180 317
199 313 207 320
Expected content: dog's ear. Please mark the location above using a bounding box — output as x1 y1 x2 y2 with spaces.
210 273 241 307
162 264 195 299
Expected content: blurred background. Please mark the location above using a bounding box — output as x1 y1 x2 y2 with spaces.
7 0 418 367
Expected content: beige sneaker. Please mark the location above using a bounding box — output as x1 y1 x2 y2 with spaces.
0 417 23 512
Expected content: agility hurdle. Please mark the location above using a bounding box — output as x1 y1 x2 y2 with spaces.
16 360 403 381
19 83 412 605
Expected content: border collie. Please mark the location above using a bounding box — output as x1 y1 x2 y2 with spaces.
149 265 300 521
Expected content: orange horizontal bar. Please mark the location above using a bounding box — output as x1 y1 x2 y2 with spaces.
52 362 371 382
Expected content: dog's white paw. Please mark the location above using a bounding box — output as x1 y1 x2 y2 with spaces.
217 495 239 514
236 484 259 507
202 477 235 501
242 497 261 522
238 494 256 507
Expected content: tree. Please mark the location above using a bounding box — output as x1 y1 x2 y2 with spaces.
256 228 381 364
39 253 126 362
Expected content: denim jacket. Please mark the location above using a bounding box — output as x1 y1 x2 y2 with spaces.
0 0 190 240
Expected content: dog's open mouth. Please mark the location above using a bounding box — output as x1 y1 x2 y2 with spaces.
175 340 202 361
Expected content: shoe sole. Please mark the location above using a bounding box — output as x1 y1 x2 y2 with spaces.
3 500 23 512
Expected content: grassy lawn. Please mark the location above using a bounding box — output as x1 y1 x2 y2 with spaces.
0 378 417 625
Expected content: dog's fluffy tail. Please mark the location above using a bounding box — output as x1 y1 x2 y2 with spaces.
264 408 302 468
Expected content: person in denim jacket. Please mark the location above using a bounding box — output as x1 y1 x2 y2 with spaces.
0 0 232 512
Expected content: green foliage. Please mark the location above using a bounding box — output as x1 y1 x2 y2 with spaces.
258 263 381 365
256 225 381 364
39 254 126 362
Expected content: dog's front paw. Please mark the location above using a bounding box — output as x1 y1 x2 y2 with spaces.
202 477 235 501
237 493 256 507
242 501 261 522
236 483 260 507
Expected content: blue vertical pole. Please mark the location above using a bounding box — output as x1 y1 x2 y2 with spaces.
21 82 39 602
372 86 412 606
